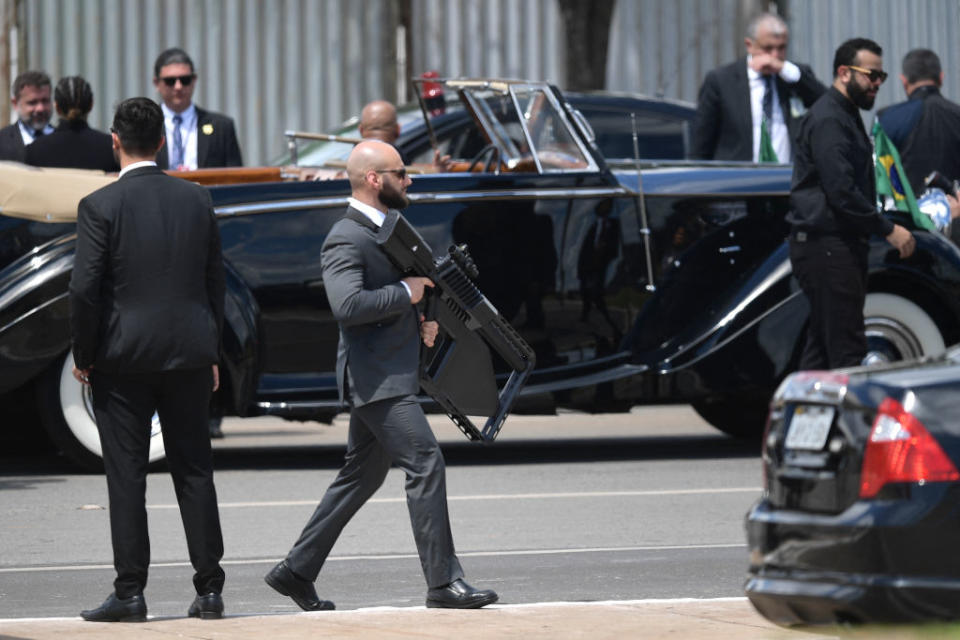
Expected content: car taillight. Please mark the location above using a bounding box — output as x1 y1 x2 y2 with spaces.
859 397 960 499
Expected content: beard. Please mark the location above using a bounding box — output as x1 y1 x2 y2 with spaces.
845 76 876 110
24 113 50 129
378 183 409 210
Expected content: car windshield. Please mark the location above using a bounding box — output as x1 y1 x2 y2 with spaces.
276 81 694 170
463 84 591 171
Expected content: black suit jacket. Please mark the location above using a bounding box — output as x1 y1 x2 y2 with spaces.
69 165 225 373
878 86 960 194
0 122 27 162
321 207 420 407
24 120 120 172
691 57 826 161
156 106 243 169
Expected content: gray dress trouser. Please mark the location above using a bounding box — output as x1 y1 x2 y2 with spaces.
285 395 464 589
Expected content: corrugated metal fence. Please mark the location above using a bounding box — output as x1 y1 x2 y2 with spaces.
19 0 398 165
13 0 960 165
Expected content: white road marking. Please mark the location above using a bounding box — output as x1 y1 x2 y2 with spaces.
0 597 751 623
146 487 762 509
0 542 747 574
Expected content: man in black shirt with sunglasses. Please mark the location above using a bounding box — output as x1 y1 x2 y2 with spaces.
152 47 242 171
787 38 915 370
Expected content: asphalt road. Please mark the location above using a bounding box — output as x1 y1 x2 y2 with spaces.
0 406 763 620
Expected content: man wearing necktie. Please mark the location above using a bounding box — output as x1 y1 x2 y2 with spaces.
0 70 55 162
152 48 243 170
759 74 779 162
172 113 185 168
692 13 826 162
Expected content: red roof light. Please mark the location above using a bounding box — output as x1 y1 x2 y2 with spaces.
859 397 960 499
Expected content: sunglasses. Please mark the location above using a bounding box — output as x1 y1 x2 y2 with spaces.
376 168 407 179
160 74 196 87
846 65 887 84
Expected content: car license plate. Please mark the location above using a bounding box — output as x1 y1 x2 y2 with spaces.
784 405 835 450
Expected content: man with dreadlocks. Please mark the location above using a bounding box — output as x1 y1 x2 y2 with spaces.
25 75 119 172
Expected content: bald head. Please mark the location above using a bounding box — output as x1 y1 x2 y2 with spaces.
346 139 406 201
359 100 400 143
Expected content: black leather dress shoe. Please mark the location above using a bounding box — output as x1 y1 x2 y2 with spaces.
188 592 224 619
265 561 335 612
80 593 147 622
426 578 499 609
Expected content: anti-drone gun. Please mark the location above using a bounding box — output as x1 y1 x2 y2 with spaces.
377 210 536 442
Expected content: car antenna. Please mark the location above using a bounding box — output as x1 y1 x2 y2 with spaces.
631 113 656 292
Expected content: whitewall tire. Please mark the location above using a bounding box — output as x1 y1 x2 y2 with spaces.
863 293 945 365
37 353 166 471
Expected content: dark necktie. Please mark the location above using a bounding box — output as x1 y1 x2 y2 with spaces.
172 114 184 168
33 128 45 139
762 75 774 122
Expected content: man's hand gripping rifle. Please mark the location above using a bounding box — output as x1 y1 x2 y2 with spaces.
377 210 536 442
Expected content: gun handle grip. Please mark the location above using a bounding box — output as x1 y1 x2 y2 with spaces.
424 288 438 322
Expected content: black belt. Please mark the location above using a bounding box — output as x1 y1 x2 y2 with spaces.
790 229 867 245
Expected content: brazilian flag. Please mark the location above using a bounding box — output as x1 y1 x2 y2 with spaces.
872 121 935 231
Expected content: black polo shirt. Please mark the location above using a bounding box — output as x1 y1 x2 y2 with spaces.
787 87 894 240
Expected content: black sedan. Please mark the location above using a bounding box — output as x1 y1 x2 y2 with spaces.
746 348 960 624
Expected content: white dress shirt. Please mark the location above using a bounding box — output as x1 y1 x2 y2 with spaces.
119 160 157 178
747 57 800 163
161 103 198 170
347 197 412 299
18 120 55 146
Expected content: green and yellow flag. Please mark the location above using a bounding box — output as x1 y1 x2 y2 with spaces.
759 120 779 163
872 120 935 231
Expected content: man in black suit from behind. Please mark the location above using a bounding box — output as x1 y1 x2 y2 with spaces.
691 13 825 162
153 47 242 170
265 140 499 611
0 70 54 161
25 76 120 172
71 97 227 622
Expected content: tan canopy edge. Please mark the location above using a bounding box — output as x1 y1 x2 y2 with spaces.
0 161 116 223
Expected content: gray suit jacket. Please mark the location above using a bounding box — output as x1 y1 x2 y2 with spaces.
321 206 420 407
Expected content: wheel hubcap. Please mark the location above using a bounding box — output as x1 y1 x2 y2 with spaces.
863 316 925 365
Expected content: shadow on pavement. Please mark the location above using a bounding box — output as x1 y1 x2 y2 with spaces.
209 433 760 471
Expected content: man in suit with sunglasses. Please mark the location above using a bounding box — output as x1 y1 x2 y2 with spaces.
787 38 915 370
265 140 498 611
152 47 242 171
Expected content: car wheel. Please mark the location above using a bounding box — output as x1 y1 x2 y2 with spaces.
863 292 945 365
35 352 166 472
692 395 770 440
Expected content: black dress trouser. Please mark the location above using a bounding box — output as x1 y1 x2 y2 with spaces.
789 233 869 370
91 367 225 598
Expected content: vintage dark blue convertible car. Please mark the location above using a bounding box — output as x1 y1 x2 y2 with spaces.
1 78 959 470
